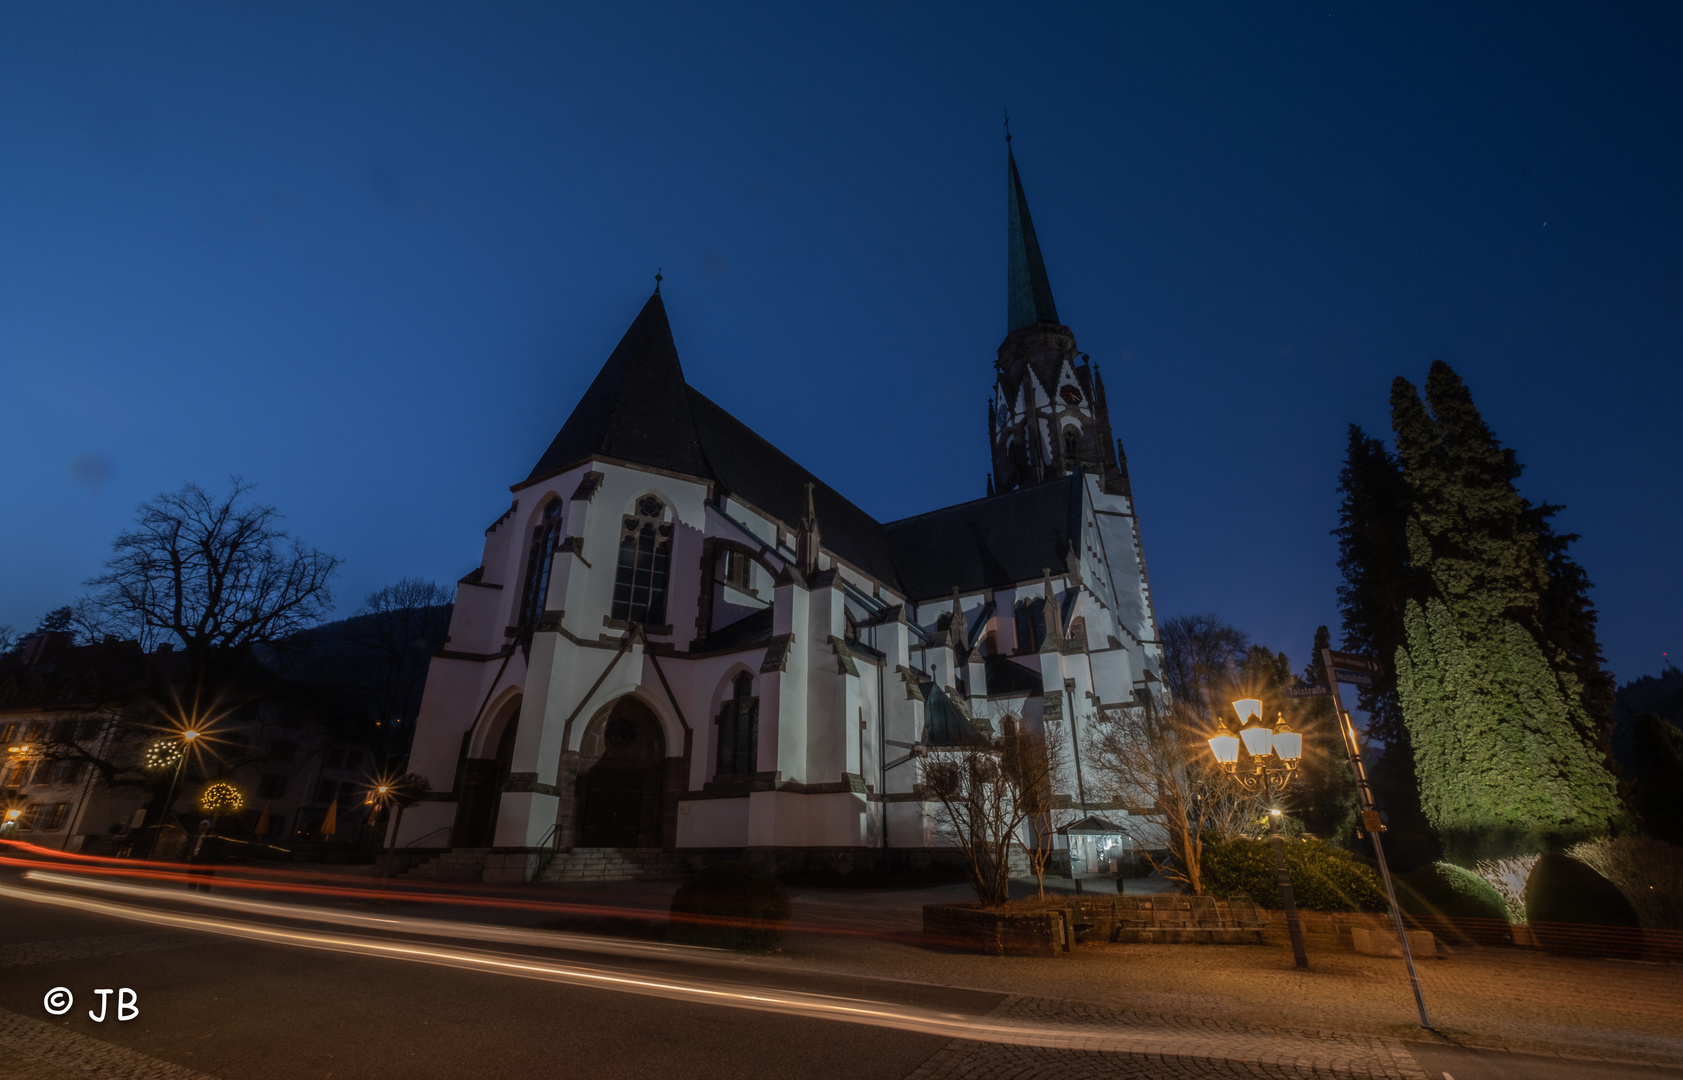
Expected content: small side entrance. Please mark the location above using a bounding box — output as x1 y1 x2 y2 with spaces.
575 697 665 848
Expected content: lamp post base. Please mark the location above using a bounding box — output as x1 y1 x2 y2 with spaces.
1270 814 1309 969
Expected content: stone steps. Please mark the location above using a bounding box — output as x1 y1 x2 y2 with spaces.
402 847 491 882
538 847 696 884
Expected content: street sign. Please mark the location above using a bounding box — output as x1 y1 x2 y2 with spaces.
1361 810 1386 834
1333 670 1373 687
1327 650 1379 672
1286 683 1331 698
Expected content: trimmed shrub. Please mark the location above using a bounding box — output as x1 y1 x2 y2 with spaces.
1523 854 1641 956
1565 837 1683 931
1397 862 1509 922
668 861 791 952
1201 836 1386 912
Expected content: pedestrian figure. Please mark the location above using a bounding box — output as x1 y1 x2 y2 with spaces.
187 819 217 892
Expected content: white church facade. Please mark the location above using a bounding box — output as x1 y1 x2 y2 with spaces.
396 146 1165 882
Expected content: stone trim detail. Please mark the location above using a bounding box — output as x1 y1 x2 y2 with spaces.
502 772 560 797
827 635 859 677
760 633 795 673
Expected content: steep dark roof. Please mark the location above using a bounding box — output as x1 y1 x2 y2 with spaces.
922 683 986 747
524 290 1087 600
1007 145 1060 333
521 290 901 585
883 474 1084 601
687 388 901 585
523 292 708 485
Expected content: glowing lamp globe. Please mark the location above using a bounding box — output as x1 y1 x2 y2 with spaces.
1271 719 1302 763
1232 698 1263 725
1208 722 1240 765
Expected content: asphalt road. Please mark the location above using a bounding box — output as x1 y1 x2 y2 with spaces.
3 869 1680 1080
0 887 972 1080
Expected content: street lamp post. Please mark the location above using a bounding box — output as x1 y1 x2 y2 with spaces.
1208 698 1309 969
153 729 201 832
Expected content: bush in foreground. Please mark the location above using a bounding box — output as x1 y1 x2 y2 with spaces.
668 861 791 952
1200 836 1386 911
1564 837 1683 931
1524 854 1639 929
1396 862 1509 923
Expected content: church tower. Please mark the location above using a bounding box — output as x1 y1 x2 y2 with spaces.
988 142 1130 497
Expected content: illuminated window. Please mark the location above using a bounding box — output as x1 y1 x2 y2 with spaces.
519 499 565 630
45 802 68 830
612 497 672 625
18 804 39 830
715 673 759 777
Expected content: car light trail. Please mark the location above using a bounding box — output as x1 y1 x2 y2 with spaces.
0 876 1239 1057
21 869 731 965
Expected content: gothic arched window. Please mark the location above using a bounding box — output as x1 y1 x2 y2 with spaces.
612 496 672 625
1062 427 1081 464
715 672 759 777
518 499 564 631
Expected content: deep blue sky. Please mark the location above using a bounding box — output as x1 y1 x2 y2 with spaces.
2 3 1679 684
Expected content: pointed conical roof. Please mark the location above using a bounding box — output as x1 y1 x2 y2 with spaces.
523 291 709 484
1007 145 1060 333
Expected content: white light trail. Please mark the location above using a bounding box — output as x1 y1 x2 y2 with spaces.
21 869 728 965
0 877 1407 1071
0 877 1156 1053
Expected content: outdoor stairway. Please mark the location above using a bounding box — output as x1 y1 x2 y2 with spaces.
537 847 696 884
401 847 490 883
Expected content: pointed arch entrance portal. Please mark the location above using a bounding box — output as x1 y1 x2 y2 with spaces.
455 696 520 848
575 697 666 848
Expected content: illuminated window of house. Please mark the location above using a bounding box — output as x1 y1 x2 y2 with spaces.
715 672 759 777
18 804 39 830
45 802 68 830
612 496 672 625
518 499 565 630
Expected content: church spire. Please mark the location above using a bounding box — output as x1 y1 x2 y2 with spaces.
1007 144 1060 333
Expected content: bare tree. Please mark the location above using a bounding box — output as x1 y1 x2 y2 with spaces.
349 578 452 769
920 714 1061 906
1085 614 1267 893
82 479 341 726
1014 717 1069 899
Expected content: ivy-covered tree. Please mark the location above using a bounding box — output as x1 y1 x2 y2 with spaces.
1389 361 1625 860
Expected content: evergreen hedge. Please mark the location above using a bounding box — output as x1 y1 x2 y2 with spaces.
668 860 791 952
1201 836 1386 912
1396 862 1508 922
1524 854 1639 929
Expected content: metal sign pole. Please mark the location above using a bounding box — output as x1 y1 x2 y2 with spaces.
1321 648 1433 1031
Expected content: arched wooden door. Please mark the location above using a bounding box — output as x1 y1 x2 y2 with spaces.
454 702 520 848
576 697 665 848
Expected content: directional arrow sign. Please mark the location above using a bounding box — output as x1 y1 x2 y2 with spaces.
1327 650 1380 673
1286 683 1332 698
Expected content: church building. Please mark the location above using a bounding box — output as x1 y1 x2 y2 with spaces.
397 145 1164 882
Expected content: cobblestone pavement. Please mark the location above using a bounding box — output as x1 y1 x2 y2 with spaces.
780 887 1683 1071
901 995 1429 1080
0 1006 216 1080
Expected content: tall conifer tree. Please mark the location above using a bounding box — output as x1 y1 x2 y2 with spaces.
1389 361 1624 860
1333 425 1413 746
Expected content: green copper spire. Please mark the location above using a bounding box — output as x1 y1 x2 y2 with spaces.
1007 144 1059 333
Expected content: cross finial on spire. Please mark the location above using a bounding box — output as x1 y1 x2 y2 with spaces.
1004 108 1011 143
654 267 663 293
